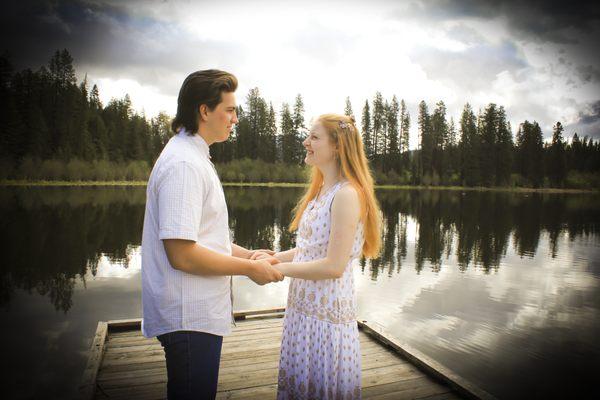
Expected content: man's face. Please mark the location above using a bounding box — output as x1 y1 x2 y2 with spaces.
203 91 238 143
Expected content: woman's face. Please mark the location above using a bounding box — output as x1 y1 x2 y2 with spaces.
303 121 336 167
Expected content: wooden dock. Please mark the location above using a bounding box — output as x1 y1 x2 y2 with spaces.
80 308 497 400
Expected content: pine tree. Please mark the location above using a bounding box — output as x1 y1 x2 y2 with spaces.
361 100 373 160
291 94 306 163
480 103 498 186
418 100 432 182
516 120 544 187
344 96 353 117
459 103 480 186
380 99 389 169
90 84 102 110
495 106 513 186
386 95 400 172
431 101 448 183
399 99 410 171
446 117 459 182
234 105 248 159
244 87 268 160
75 76 95 160
264 102 278 162
372 92 384 158
569 132 583 171
548 121 566 187
149 111 171 162
280 103 296 164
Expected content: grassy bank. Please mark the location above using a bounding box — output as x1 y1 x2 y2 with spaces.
1 179 597 193
1 158 598 192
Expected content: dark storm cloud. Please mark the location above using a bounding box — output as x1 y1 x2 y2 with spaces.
400 0 600 44
576 65 600 84
564 100 600 139
1 0 135 69
577 100 600 125
0 0 244 91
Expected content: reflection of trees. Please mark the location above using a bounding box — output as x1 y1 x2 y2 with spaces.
455 191 513 272
414 191 448 273
225 187 302 252
2 185 598 310
372 189 600 276
512 193 542 257
0 187 146 312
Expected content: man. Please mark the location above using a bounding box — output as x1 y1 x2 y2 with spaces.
141 69 283 400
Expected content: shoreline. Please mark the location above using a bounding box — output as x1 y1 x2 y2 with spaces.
1 180 597 193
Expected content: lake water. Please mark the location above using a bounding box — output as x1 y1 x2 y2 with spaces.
1 186 599 399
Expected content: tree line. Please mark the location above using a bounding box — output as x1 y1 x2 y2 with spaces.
1 49 599 188
0 50 171 180
355 93 599 188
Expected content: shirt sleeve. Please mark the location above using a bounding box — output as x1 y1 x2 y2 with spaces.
157 161 206 241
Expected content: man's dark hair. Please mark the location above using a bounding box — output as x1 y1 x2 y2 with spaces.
171 69 238 134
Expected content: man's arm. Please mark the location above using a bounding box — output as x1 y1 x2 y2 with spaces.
163 239 283 285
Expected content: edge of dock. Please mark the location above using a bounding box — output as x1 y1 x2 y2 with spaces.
79 308 497 400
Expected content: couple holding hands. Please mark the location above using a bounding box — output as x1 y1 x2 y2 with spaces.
141 69 381 400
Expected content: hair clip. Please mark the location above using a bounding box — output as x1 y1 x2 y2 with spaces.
339 121 349 129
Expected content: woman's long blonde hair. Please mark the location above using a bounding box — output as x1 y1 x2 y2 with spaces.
289 113 382 258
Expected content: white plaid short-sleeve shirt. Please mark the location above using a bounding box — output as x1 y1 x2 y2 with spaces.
141 129 233 338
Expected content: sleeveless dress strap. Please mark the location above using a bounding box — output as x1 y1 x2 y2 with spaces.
326 180 349 212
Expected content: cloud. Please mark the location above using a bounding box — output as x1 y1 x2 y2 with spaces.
563 100 600 139
409 40 529 92
576 65 600 84
399 0 600 44
577 100 600 125
1 0 598 145
0 0 246 93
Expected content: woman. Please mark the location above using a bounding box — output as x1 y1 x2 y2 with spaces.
253 113 382 399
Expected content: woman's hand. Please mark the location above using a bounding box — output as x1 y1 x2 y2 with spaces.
248 249 275 259
250 251 280 264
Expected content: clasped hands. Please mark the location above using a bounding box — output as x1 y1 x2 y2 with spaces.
246 249 284 286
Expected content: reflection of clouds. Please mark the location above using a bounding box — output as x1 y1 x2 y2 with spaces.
232 276 288 311
355 223 600 398
88 246 141 279
355 264 453 325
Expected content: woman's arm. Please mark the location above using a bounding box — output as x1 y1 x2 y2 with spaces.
274 185 361 280
231 243 251 259
273 248 297 262
232 243 276 259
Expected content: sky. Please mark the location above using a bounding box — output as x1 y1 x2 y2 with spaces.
1 0 599 149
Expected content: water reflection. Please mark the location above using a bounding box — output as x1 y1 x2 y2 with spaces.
1 187 599 310
375 190 600 274
1 187 599 399
0 188 146 312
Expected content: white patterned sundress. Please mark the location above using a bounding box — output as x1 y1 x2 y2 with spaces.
277 180 365 400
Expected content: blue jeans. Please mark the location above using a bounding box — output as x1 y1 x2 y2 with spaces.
157 330 223 400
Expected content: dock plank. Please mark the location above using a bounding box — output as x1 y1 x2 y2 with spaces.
82 313 493 400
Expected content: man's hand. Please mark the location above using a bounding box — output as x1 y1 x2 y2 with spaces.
248 259 284 285
250 251 277 261
248 249 275 259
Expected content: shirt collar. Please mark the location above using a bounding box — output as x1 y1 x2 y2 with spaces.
178 129 211 159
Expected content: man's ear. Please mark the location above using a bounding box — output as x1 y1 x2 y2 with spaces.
198 104 208 122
